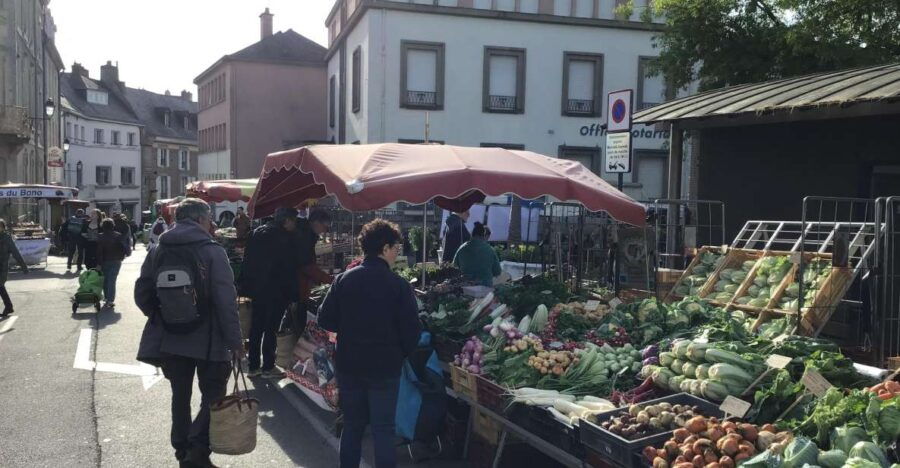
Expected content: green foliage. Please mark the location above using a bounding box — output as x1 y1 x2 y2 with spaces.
646 0 900 91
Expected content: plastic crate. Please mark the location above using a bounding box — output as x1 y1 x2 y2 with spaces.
450 365 478 400
475 375 508 414
527 406 584 458
580 393 723 468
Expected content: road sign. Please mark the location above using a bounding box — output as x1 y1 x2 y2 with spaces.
606 131 632 173
607 89 633 133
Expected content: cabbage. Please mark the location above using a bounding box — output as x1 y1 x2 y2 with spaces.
848 441 889 468
843 457 883 468
731 271 748 282
675 285 690 296
716 292 733 302
689 286 701 295
720 268 735 280
693 264 709 275
724 284 739 294
755 274 768 287
740 451 783 468
783 437 820 468
749 298 769 308
715 280 730 292
743 260 757 271
831 426 868 454
786 282 800 298
736 296 752 305
748 285 761 297
816 450 847 468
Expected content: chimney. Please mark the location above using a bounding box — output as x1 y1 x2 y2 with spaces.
71 62 88 78
165 90 171 96
180 90 193 101
260 8 273 39
100 60 119 85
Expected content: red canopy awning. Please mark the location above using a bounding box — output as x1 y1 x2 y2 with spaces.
185 179 257 203
248 144 646 226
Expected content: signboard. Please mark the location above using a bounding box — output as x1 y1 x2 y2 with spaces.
0 187 75 199
606 131 632 173
719 396 752 418
766 354 792 369
47 146 64 184
801 369 833 397
606 90 633 133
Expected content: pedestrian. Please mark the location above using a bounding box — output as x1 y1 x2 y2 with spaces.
441 209 471 263
148 215 168 249
453 222 502 287
96 218 126 309
232 207 251 243
113 213 132 256
57 216 69 253
135 198 243 468
81 209 103 269
293 209 333 330
318 219 421 468
240 207 300 378
0 219 28 317
128 218 140 247
66 208 86 272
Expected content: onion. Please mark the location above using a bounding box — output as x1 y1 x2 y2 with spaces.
490 327 501 338
506 330 517 339
463 341 475 353
462 358 471 367
472 352 482 362
499 321 513 332
467 364 480 374
483 325 493 332
474 342 483 353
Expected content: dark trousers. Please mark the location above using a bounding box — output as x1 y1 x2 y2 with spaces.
161 356 231 459
67 240 84 269
83 241 98 269
248 295 287 371
0 284 11 311
100 261 122 302
338 372 400 468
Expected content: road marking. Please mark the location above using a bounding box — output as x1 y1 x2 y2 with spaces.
73 328 163 390
0 316 18 343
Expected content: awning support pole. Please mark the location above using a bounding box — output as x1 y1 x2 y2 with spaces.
665 123 684 268
421 205 427 287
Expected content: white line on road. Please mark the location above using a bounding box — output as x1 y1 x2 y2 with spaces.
73 328 163 390
0 316 18 343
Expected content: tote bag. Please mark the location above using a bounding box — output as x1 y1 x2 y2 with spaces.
210 363 259 455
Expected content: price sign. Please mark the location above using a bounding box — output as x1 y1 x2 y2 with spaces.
719 396 752 418
773 334 790 344
802 369 833 397
609 298 623 309
585 300 601 312
766 354 792 369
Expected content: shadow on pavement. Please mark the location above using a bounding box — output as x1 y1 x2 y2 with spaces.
71 307 122 329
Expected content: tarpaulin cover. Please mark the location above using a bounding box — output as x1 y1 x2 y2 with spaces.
249 144 646 226
185 179 257 203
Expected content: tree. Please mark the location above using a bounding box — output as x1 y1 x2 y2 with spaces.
634 0 900 91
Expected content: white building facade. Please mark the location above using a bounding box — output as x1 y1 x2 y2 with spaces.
325 0 693 202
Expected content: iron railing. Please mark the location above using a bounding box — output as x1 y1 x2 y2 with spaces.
566 99 594 114
488 95 517 111
406 90 437 106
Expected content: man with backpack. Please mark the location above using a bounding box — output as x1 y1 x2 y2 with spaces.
135 198 243 468
66 209 86 272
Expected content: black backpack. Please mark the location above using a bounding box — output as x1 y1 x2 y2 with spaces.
150 240 215 334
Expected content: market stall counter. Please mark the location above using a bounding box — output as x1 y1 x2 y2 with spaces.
0 184 80 268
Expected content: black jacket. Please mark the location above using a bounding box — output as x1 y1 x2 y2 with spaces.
295 218 319 268
318 257 421 379
441 214 470 263
241 222 299 301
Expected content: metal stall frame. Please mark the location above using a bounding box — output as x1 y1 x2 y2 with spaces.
874 197 900 368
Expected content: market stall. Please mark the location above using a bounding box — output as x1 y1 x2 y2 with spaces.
0 184 79 267
185 178 257 203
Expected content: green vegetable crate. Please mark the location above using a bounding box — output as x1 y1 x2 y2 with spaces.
665 246 726 302
697 248 766 308
579 393 723 468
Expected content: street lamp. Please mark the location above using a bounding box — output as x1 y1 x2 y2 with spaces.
44 98 55 118
63 138 70 152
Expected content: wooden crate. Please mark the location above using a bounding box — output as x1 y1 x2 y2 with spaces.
472 407 502 445
699 249 765 307
450 365 478 400
800 266 854 336
664 246 726 303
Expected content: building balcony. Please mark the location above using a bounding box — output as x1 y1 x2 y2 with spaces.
405 90 437 107
487 95 517 112
566 99 595 115
0 106 31 145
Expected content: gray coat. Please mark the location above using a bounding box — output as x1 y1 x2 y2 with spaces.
135 220 243 365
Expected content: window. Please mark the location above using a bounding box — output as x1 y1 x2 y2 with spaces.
329 76 336 128
120 167 135 186
96 166 111 186
179 150 189 170
163 111 171 128
351 47 361 113
76 163 83 187
111 131 120 145
483 47 526 114
127 132 136 146
157 175 170 199
181 176 191 195
559 145 600 174
158 148 168 167
80 126 85 142
65 122 71 138
496 0 515 11
93 128 104 144
574 0 593 18
562 52 603 116
86 90 108 105
401 41 445 110
637 57 669 110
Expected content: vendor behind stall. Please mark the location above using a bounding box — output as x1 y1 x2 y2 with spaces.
294 209 333 315
453 222 501 287
441 209 470 263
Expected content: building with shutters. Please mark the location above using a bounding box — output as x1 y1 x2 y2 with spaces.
194 8 327 181
325 0 696 202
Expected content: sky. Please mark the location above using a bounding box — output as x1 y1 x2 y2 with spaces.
52 0 333 96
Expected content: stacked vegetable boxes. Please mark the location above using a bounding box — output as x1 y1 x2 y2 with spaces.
667 247 727 301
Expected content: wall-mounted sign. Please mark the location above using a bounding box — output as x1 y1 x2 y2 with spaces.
607 89 633 133
606 131 631 173
0 187 75 199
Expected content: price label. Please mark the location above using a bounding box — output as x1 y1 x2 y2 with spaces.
772 334 789 344
801 369 833 397
609 298 623 309
766 354 792 369
585 300 601 312
790 252 802 265
719 396 752 418
721 245 729 253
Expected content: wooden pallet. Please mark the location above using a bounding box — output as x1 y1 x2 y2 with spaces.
699 248 766 307
664 246 726 303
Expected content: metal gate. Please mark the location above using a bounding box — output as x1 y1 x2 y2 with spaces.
874 197 900 367
652 199 726 269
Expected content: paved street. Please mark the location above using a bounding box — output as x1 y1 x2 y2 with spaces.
0 249 461 468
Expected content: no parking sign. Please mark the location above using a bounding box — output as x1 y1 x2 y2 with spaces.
606 89 633 174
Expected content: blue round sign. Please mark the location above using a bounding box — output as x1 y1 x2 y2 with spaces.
612 99 627 124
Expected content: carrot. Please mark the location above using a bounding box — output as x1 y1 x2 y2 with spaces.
885 381 900 393
870 383 885 393
878 392 894 401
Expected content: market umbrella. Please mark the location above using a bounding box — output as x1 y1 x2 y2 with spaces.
185 178 258 203
249 144 646 226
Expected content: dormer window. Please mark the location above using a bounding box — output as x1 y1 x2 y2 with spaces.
164 111 171 128
86 90 108 105
184 115 190 129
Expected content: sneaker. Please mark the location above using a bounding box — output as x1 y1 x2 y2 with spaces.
262 368 285 379
246 368 262 378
